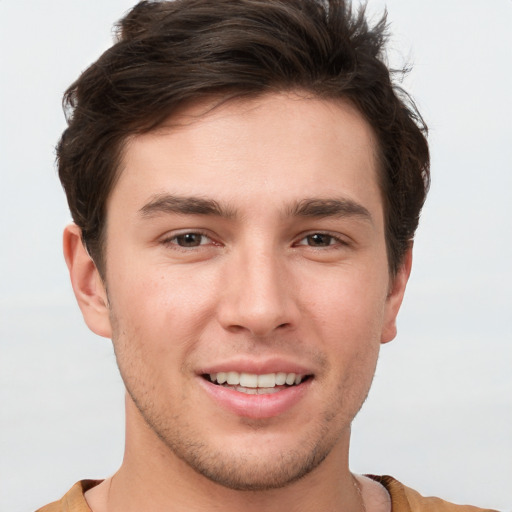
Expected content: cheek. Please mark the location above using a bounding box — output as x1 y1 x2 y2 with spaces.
110 258 215 322
303 265 389 340
108 260 228 387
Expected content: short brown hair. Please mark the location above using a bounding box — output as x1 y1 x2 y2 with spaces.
58 0 430 276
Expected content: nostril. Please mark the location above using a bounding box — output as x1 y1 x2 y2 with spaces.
226 324 245 334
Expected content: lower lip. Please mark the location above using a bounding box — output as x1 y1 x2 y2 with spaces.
198 377 312 419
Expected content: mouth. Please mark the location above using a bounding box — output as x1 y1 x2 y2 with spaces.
202 371 312 395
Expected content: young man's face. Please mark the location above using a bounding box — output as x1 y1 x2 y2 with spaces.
77 93 409 490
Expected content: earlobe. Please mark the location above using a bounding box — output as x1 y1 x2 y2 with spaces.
380 247 413 344
63 224 112 338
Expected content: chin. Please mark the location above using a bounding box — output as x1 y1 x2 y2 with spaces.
176 442 329 491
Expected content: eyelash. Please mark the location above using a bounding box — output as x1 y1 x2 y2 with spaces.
294 232 349 249
161 231 217 250
160 231 349 250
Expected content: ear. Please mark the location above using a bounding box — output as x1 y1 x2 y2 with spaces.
380 246 413 344
63 224 112 338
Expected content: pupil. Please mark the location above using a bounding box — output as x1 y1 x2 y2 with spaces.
308 234 330 246
177 233 201 247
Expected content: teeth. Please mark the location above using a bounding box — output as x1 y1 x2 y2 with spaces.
226 371 239 385
275 372 287 385
240 373 258 388
235 386 281 395
285 373 296 385
208 371 306 389
237 386 258 394
257 373 275 387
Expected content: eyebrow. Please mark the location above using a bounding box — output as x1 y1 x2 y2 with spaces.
287 198 373 223
139 194 237 219
138 194 372 223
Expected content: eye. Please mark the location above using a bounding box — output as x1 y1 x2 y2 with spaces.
297 233 343 247
165 232 212 248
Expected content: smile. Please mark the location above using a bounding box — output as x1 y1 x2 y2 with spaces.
207 372 308 395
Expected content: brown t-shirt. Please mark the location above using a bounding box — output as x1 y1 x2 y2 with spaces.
35 476 498 512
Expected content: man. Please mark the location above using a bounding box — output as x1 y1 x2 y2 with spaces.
37 0 496 511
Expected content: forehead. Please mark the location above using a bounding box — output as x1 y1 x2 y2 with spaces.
112 92 382 219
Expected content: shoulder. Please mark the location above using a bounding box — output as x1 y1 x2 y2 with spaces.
35 480 101 512
368 475 499 512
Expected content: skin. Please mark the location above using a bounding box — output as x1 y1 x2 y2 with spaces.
64 92 411 512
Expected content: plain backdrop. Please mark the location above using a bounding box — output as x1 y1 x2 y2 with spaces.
1 1 511 511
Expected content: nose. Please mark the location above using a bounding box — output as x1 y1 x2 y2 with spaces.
217 246 298 338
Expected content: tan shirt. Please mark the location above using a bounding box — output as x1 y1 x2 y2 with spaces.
35 476 498 512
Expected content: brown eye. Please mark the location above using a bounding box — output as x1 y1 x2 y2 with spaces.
305 233 335 247
174 233 206 247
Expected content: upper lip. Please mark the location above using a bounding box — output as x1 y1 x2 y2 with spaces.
197 357 314 376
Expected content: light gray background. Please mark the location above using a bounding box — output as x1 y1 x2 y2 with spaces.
1 1 511 510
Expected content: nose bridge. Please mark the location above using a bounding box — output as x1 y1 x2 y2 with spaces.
219 240 295 336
